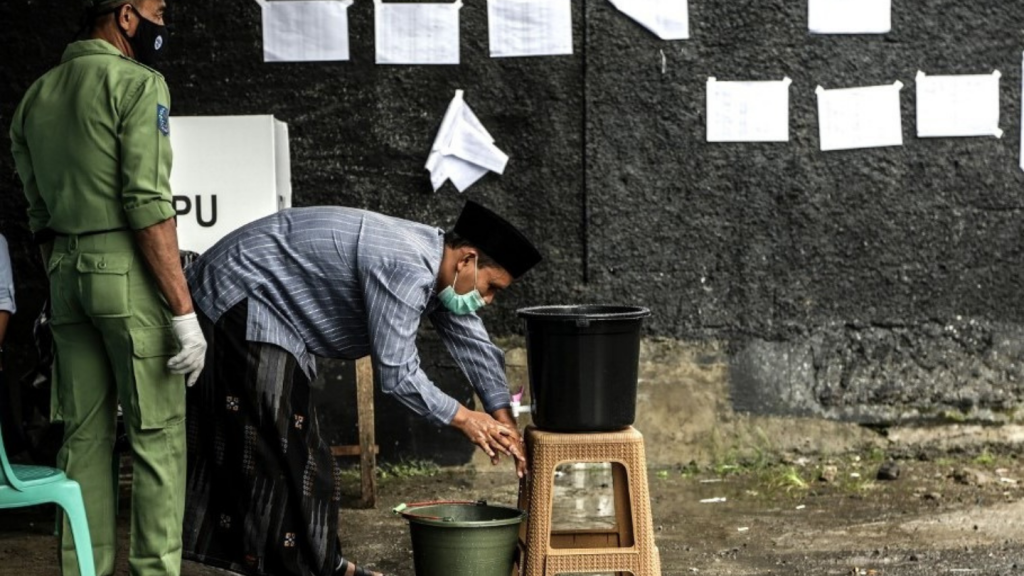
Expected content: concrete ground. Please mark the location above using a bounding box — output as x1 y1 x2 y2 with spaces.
1 451 1022 576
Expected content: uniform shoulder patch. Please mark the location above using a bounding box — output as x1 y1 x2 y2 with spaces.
157 104 170 136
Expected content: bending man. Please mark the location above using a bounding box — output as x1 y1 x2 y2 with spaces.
183 201 542 576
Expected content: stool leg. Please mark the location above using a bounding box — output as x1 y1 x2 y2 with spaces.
611 462 635 549
524 436 555 576
625 437 661 576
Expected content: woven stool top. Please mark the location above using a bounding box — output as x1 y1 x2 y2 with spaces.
526 426 643 445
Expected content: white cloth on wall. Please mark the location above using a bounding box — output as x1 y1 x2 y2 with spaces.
808 0 891 34
426 90 509 192
487 0 573 58
916 70 1002 139
375 0 463 65
816 82 904 151
608 0 689 40
706 77 792 142
258 0 355 62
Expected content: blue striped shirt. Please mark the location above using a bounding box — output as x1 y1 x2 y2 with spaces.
186 207 511 425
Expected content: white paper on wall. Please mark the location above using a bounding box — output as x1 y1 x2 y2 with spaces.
426 90 509 192
808 0 891 34
816 82 904 151
608 0 689 41
375 0 463 65
706 77 792 143
916 70 1002 139
258 0 354 62
488 0 573 58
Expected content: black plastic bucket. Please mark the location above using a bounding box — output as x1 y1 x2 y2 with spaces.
518 305 650 432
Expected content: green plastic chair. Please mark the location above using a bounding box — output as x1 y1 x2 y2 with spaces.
0 424 96 576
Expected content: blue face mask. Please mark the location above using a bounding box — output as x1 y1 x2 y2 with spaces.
438 258 486 315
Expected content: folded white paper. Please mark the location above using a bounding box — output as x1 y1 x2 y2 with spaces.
488 0 573 58
258 0 354 62
809 0 891 34
916 70 1002 139
609 0 689 40
706 77 792 143
426 90 509 192
816 82 904 151
375 0 463 65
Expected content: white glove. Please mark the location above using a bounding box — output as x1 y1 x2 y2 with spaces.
167 312 207 387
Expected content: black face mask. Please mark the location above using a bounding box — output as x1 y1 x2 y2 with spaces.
119 4 168 67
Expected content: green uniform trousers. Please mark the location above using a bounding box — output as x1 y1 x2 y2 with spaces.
48 230 185 576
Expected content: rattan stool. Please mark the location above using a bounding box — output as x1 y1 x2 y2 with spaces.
515 426 661 576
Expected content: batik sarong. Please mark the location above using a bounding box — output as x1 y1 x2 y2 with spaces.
183 300 341 576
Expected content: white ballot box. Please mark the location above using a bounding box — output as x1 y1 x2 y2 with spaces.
169 115 292 254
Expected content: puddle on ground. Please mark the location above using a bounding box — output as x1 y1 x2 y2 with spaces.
543 462 933 576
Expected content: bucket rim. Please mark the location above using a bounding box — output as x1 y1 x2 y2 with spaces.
517 304 651 321
396 500 527 528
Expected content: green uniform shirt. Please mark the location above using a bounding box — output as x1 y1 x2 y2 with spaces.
10 39 176 235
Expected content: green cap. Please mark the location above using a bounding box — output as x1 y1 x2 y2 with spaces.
85 0 130 9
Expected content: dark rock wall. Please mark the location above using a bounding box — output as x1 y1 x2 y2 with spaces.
2 1 1024 463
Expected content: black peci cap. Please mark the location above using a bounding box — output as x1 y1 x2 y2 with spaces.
453 201 542 279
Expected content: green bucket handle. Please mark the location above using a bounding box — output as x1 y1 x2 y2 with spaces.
392 499 489 523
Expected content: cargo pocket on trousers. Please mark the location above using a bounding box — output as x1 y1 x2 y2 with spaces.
130 325 186 430
76 252 133 318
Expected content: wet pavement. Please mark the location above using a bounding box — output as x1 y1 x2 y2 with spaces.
1 455 1023 575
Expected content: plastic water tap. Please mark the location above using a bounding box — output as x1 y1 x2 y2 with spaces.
510 390 533 418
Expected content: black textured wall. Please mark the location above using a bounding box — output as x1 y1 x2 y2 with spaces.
3 1 1024 463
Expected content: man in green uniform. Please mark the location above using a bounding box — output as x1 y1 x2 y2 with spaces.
9 1 207 574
